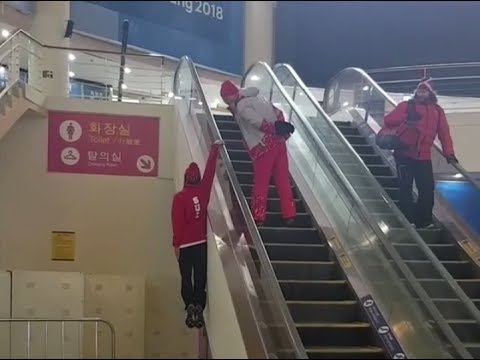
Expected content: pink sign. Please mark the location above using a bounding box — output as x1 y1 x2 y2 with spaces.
48 111 159 177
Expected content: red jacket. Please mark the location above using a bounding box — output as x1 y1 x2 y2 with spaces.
384 100 455 160
171 145 219 249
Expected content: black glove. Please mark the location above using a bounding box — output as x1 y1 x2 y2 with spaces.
274 121 295 137
446 155 459 165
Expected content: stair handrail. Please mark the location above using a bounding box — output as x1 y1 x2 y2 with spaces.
0 317 116 358
244 61 474 358
173 56 308 359
329 67 479 189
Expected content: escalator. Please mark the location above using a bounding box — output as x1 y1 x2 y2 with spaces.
174 56 459 359
215 113 384 359
273 63 480 358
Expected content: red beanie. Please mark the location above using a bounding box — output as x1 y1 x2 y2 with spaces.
220 80 239 101
184 162 201 184
417 77 433 93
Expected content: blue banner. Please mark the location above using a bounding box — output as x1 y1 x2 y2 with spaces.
71 1 244 74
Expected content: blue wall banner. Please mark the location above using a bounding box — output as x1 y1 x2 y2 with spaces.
361 295 407 359
71 1 244 75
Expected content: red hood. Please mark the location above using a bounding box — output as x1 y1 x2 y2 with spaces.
184 162 201 187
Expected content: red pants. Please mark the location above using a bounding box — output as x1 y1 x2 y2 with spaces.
251 142 296 223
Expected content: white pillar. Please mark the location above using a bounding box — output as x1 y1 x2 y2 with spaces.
244 1 274 71
29 1 70 97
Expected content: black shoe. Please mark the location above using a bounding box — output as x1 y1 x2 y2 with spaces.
193 305 205 329
185 304 195 328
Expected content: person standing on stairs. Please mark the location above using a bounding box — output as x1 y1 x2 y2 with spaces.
384 77 458 229
171 140 224 329
220 80 296 226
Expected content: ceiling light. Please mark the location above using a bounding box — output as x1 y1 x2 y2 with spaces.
121 83 127 90
453 173 463 179
250 75 260 81
198 101 203 106
68 53 76 61
68 71 75 77
342 101 349 107
1 29 10 38
124 67 131 74
168 92 174 98
0 66 5 75
362 85 370 91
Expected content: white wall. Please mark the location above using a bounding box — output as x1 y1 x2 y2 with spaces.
244 1 274 70
0 98 196 358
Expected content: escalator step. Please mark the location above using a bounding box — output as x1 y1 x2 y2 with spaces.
225 139 244 150
388 228 446 244
333 121 352 127
240 184 299 199
264 212 312 228
272 261 339 281
404 260 477 279
265 243 329 261
352 144 376 155
355 186 399 201
393 243 459 261
337 126 360 136
367 165 393 176
259 227 320 244
232 160 253 173
413 279 480 299
227 149 250 161
375 176 398 188
306 346 384 360
344 135 368 145
219 129 243 140
447 320 480 343
296 323 373 347
465 343 480 358
279 280 353 301
287 301 360 323
216 120 240 131
246 197 306 213
360 154 384 165
213 114 234 122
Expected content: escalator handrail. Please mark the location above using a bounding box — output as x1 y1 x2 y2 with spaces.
329 67 479 190
173 56 308 359
242 61 471 358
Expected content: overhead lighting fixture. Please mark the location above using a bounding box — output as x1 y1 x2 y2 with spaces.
250 75 260 81
362 85 370 91
198 101 203 106
453 173 463 179
342 101 349 107
0 66 5 75
1 29 10 38
68 71 75 77
168 92 174 98
121 83 127 90
68 53 76 61
124 67 131 74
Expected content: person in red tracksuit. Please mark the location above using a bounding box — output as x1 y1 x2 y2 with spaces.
384 77 457 228
171 141 223 329
220 80 296 226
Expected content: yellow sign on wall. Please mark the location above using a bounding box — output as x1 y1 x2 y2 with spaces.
51 231 76 261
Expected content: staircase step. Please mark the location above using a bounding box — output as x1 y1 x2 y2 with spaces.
306 346 384 360
296 323 373 347
265 243 329 261
337 126 360 136
334 121 352 127
246 197 306 213
413 279 480 299
280 280 353 301
287 301 360 323
448 320 480 343
213 114 235 122
465 343 480 359
263 213 312 228
259 227 321 245
232 160 252 172
375 175 398 188
272 261 339 281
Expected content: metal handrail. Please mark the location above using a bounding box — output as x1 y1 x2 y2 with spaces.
173 56 307 359
0 317 116 359
368 61 480 74
331 67 480 189
247 61 475 357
